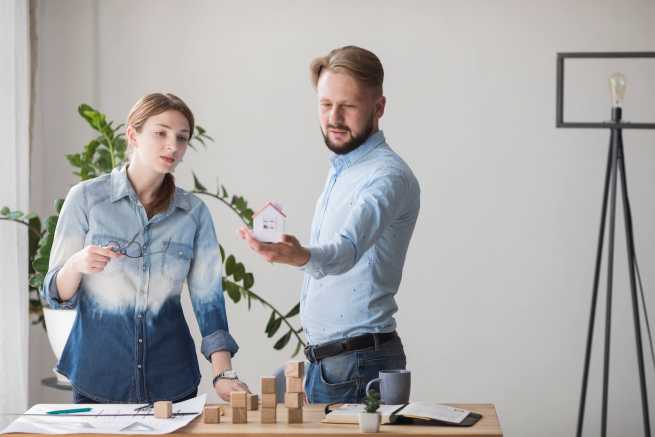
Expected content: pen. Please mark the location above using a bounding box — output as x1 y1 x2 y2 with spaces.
46 407 93 415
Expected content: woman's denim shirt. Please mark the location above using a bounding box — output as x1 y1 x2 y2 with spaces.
41 166 238 402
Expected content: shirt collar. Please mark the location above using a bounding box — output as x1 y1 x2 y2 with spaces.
330 130 385 174
110 165 191 211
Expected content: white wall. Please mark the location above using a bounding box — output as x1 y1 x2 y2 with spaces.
29 1 655 436
0 0 30 427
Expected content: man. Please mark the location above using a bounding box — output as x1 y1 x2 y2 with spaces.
239 46 420 403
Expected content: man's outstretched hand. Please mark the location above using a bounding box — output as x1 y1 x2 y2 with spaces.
238 227 310 267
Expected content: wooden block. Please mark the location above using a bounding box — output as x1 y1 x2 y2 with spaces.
284 392 304 409
203 406 220 424
286 376 303 393
260 407 277 424
261 393 277 408
287 407 303 424
153 401 172 419
285 361 304 378
231 407 247 424
230 391 247 408
247 394 259 411
261 376 276 394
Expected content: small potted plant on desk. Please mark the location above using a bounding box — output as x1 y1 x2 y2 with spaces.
359 389 381 433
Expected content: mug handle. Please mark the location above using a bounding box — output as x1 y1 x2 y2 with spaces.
365 377 381 397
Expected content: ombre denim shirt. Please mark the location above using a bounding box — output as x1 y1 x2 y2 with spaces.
41 166 238 403
300 131 420 346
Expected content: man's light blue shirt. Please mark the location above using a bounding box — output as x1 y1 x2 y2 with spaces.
300 130 420 345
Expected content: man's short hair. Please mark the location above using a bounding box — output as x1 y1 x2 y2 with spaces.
310 45 384 96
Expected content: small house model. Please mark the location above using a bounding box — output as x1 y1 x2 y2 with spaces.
253 202 286 243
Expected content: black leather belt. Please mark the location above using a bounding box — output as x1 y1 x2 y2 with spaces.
304 331 398 363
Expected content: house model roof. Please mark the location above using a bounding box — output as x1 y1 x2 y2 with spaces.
253 201 287 218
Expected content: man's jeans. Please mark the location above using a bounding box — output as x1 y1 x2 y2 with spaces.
305 335 406 404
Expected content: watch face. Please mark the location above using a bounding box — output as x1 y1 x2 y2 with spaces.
222 369 238 379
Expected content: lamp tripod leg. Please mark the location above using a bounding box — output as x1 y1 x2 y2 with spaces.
616 133 652 437
600 129 620 437
576 139 614 437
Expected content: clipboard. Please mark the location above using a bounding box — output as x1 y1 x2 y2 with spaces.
388 404 483 427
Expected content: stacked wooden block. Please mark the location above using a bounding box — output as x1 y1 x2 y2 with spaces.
153 401 172 419
260 376 277 424
203 406 221 424
284 361 304 424
247 394 259 411
230 391 248 424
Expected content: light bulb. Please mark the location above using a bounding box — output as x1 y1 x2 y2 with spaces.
609 72 626 108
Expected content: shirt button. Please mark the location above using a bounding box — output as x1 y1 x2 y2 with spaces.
138 338 143 343
142 265 147 271
137 314 143 319
137 364 142 369
143 244 148 250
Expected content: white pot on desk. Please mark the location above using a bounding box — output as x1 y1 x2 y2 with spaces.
358 412 381 433
43 308 77 385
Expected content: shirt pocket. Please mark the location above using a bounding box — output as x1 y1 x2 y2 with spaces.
90 234 126 275
161 242 193 284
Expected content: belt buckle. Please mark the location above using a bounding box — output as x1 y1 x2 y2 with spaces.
303 345 315 362
339 340 350 352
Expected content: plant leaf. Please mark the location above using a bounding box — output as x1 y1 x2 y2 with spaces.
267 316 282 338
192 172 207 192
273 330 292 350
265 311 276 334
243 272 254 289
223 280 241 303
7 211 24 220
233 262 245 282
54 198 64 213
225 255 236 276
285 302 300 318
292 340 303 358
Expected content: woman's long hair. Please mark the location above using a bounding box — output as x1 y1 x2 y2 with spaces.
126 93 195 217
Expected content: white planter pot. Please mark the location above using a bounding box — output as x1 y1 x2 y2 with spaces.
43 307 77 385
358 412 381 433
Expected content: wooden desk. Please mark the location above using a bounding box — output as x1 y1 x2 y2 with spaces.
182 403 502 437
8 403 502 437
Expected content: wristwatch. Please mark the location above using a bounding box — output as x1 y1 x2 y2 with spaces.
212 369 239 387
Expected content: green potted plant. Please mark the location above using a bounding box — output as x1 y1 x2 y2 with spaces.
1 104 305 383
359 389 382 433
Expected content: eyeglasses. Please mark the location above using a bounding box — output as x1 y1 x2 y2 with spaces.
106 229 171 259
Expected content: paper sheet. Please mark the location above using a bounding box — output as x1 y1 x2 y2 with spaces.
1 394 205 435
400 401 470 424
321 403 404 424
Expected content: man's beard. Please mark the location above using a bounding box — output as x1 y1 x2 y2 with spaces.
322 116 375 155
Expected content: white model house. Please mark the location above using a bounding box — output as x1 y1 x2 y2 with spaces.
253 202 286 243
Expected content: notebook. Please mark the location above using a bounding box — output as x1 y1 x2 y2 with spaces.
322 402 482 427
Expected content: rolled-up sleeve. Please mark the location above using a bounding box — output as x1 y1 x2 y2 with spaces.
41 183 88 309
187 202 239 360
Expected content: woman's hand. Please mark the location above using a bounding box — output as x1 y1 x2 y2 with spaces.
214 378 251 402
70 245 121 274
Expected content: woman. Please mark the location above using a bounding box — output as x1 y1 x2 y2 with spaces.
42 93 248 403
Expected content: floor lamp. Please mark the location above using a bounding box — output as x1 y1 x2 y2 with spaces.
556 52 655 437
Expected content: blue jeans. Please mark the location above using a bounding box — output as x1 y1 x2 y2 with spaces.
305 334 406 404
73 389 198 404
